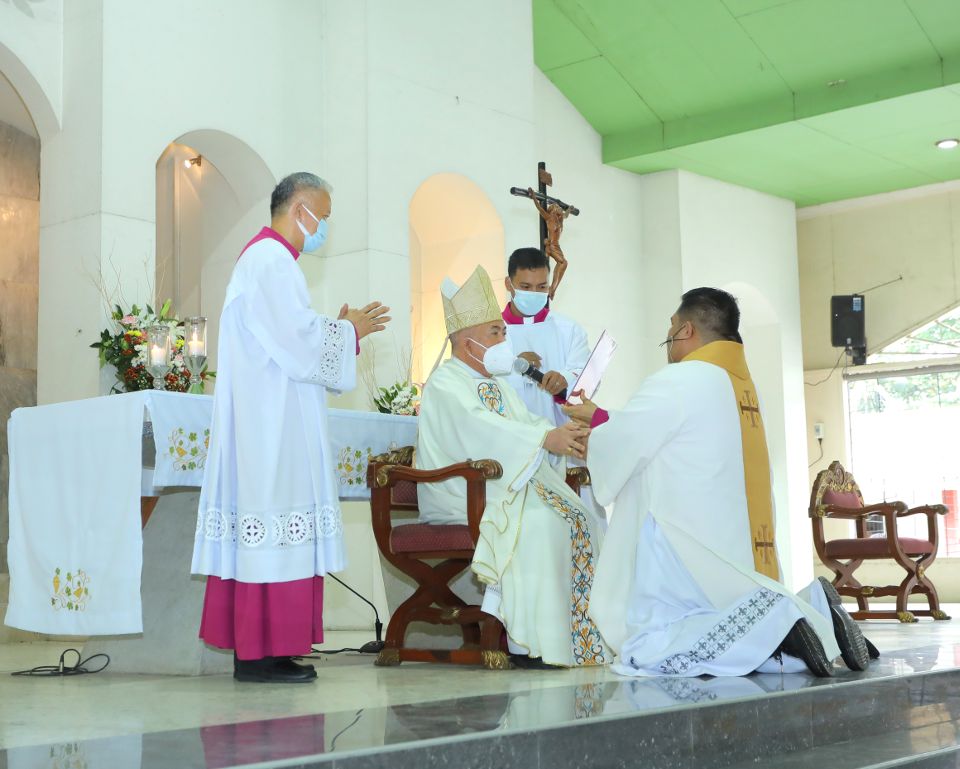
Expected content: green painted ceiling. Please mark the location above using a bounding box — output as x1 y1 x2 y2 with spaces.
534 0 960 206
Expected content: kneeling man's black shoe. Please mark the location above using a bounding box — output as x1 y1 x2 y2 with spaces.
817 577 870 671
779 619 834 678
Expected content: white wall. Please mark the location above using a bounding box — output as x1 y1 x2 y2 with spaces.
798 181 960 370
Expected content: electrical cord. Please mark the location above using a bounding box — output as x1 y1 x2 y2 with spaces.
805 350 846 387
10 648 110 677
301 574 384 656
808 437 824 468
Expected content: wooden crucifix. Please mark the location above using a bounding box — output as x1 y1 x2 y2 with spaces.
510 162 580 299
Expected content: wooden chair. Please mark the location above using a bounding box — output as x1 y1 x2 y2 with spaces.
368 446 592 669
809 460 951 623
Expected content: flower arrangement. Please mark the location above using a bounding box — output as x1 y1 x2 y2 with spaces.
373 382 420 416
359 339 421 416
90 300 212 393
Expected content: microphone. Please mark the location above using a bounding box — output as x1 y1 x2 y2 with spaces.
513 357 567 401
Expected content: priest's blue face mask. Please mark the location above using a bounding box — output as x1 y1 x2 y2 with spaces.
297 204 328 253
508 278 549 317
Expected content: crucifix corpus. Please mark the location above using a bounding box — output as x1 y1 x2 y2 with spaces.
510 162 580 299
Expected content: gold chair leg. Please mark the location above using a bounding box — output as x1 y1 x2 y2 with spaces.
481 650 512 670
375 648 401 666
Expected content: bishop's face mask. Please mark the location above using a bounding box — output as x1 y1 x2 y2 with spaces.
509 278 549 316
467 335 515 376
297 205 329 253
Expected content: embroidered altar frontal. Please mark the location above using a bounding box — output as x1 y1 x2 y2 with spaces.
3 392 416 635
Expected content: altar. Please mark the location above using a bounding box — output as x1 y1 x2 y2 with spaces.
3 392 417 674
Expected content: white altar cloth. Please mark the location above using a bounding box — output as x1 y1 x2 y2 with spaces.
4 391 416 636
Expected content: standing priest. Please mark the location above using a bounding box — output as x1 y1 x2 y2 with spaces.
192 172 391 683
565 288 870 678
501 247 591 426
416 265 607 669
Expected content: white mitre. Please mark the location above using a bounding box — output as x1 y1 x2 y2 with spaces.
441 265 501 335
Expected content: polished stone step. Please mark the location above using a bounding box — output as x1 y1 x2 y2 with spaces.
5 644 960 769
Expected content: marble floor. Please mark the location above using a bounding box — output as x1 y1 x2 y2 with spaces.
2 611 960 768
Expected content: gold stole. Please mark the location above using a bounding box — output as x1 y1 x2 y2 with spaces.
683 341 780 581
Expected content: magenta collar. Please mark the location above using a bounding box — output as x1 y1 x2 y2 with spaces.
239 227 300 261
502 302 550 325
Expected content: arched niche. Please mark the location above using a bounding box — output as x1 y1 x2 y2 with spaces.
155 130 275 370
0 40 57 142
409 173 505 381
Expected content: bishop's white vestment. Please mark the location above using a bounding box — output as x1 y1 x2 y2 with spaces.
191 228 357 584
501 304 591 427
416 358 608 667
587 342 840 676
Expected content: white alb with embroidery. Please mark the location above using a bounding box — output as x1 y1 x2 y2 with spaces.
190 236 357 583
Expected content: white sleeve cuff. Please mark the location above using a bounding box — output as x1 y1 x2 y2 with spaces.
510 448 546 492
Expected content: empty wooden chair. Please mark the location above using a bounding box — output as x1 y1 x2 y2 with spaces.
809 461 950 623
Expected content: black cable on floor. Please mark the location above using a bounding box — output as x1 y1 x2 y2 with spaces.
302 647 365 656
10 648 110 677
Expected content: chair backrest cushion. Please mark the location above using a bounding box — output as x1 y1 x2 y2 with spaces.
822 489 863 509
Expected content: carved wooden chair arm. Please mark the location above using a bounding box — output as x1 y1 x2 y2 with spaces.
899 504 949 517
368 459 504 547
819 501 907 519
565 466 591 493
371 459 503 489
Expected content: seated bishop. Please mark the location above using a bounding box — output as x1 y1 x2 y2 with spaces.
415 265 608 669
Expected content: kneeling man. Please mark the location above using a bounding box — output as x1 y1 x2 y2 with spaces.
565 288 871 677
416 266 607 669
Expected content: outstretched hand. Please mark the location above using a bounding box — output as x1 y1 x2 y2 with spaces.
339 301 392 339
561 391 599 426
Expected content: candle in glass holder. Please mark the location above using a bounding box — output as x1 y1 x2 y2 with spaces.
188 331 204 357
150 344 166 366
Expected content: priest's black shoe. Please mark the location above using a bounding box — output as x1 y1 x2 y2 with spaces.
509 654 562 670
233 656 316 683
817 576 871 671
865 638 881 660
274 656 318 678
778 619 834 678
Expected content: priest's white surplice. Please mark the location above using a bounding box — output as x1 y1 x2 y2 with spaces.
416 358 608 667
502 308 590 427
587 359 840 676
191 232 356 584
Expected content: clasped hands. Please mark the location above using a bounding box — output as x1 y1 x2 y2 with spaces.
544 421 590 460
517 351 567 396
545 391 601 460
